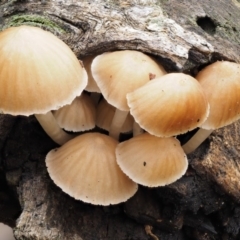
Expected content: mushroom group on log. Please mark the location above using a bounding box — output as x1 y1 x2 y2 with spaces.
1 0 240 239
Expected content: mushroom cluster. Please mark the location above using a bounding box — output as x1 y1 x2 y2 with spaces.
1 25 239 206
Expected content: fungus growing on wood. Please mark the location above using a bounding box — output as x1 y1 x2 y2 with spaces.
91 50 166 139
53 93 96 132
0 25 87 145
127 73 209 137
46 133 138 205
182 61 240 153
116 133 188 187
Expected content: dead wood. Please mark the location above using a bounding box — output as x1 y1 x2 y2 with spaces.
1 0 240 239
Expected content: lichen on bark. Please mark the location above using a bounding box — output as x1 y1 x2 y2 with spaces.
2 14 66 34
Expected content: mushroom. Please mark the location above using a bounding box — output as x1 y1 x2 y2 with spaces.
53 93 96 132
91 50 166 139
46 132 138 205
132 121 144 137
82 55 101 106
0 25 87 145
116 133 188 187
96 98 134 134
127 73 209 137
182 61 240 153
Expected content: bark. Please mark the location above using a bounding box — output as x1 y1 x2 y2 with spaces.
1 0 240 239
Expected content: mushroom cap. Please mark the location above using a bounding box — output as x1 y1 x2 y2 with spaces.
96 99 134 133
53 93 96 132
196 61 240 129
91 50 166 111
0 25 87 116
46 132 138 205
116 133 188 187
82 55 101 93
127 73 209 137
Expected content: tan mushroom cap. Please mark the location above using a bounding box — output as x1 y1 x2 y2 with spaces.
82 55 101 93
116 133 188 187
0 25 87 116
196 61 240 129
127 73 209 137
91 50 166 111
46 133 138 205
53 93 96 132
96 99 134 133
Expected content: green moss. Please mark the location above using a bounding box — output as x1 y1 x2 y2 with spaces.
2 14 65 33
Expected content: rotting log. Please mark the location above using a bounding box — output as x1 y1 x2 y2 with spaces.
1 0 240 239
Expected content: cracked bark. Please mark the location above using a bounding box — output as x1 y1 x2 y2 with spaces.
1 0 240 239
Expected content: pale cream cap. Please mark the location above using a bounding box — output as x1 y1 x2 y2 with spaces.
53 93 96 132
116 133 188 187
82 55 101 93
46 133 138 205
197 61 240 129
127 73 209 137
0 26 87 116
91 50 166 111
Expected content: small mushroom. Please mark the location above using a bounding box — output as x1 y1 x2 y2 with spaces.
53 93 96 132
46 133 138 205
96 98 134 133
182 61 240 153
132 121 144 137
0 25 87 145
127 73 209 137
116 133 188 187
91 50 166 139
82 55 101 106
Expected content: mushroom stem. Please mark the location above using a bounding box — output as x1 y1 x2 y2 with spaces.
181 128 213 154
133 121 144 137
109 109 129 140
35 111 75 145
90 92 101 106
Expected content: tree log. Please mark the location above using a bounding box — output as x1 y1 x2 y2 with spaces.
1 0 240 239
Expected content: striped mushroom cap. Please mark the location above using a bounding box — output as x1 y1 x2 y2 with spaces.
0 25 87 116
127 73 209 137
196 61 240 129
53 93 96 132
182 61 240 154
46 133 138 205
91 50 166 111
116 133 188 187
